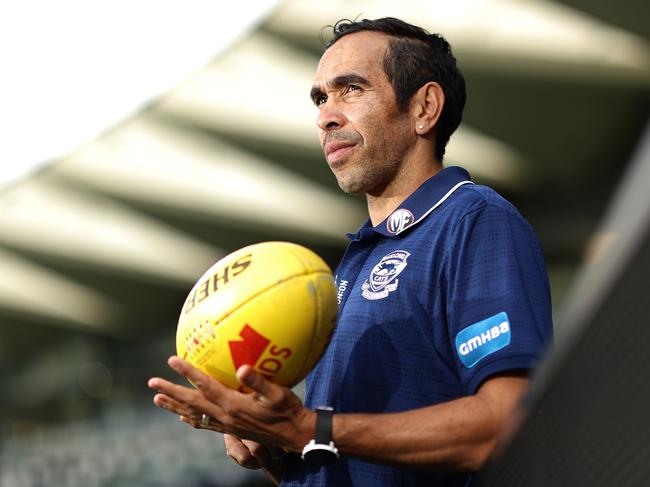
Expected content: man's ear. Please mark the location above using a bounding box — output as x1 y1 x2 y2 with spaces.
412 82 445 136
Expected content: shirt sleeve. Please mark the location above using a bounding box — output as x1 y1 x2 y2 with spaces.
443 201 553 394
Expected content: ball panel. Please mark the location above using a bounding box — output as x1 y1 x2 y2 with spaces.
178 242 331 333
294 272 338 383
178 271 336 389
282 241 334 275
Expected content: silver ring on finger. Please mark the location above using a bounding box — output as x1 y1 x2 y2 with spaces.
201 413 211 428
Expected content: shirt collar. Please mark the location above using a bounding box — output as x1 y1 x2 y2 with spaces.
347 166 474 240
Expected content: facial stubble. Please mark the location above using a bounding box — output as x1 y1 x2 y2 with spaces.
334 121 411 196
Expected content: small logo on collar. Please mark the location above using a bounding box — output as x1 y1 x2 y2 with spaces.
361 250 410 300
386 209 415 234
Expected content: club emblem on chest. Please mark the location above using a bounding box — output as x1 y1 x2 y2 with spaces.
361 250 411 300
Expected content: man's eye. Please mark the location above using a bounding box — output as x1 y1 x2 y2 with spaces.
316 95 328 106
346 84 361 94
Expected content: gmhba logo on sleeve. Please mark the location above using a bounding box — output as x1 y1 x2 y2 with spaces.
455 312 511 368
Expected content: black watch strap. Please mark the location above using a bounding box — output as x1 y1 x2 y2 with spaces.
315 407 334 444
302 407 339 465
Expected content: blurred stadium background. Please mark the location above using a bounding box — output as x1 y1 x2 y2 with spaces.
0 1 648 486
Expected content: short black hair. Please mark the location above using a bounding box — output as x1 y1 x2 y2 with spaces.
324 17 466 161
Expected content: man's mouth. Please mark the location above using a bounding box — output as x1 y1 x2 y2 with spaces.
324 141 357 165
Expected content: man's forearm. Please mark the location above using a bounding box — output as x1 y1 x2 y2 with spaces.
327 374 529 472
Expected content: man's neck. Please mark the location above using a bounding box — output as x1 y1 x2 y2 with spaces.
366 159 442 226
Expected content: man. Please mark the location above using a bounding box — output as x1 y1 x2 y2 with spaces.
148 17 552 486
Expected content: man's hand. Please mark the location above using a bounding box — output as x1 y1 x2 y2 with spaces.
224 434 285 485
147 356 314 452
224 434 279 469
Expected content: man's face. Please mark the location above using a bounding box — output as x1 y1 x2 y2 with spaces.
311 31 413 195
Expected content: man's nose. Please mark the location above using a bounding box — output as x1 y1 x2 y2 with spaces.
317 105 346 131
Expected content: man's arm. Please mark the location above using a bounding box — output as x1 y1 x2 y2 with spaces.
148 356 528 473
330 372 528 471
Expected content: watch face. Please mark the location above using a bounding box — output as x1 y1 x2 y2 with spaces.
303 447 338 466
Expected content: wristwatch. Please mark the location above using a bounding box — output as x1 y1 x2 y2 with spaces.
301 407 339 465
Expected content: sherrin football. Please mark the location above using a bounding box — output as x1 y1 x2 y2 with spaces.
176 242 337 390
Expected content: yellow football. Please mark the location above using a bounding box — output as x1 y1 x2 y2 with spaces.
176 241 337 390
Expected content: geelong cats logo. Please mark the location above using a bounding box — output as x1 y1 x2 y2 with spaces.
361 251 410 300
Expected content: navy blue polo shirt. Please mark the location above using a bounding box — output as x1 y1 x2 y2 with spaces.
282 166 553 487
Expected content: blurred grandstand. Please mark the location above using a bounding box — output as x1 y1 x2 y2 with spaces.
476 120 650 486
1 407 272 487
1 1 649 486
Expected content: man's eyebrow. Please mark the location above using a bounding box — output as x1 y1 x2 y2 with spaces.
310 73 371 104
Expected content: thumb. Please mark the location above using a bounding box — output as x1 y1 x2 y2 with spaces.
236 365 280 405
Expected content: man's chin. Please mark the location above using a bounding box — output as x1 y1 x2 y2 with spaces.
336 178 365 195
333 166 375 194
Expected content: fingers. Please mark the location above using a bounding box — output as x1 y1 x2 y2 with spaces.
179 414 222 432
167 356 212 389
152 392 220 431
163 357 284 410
224 436 287 485
242 439 273 468
167 356 228 401
224 434 263 469
148 375 224 432
149 356 304 450
148 376 207 409
152 392 192 417
147 375 194 416
236 365 283 407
